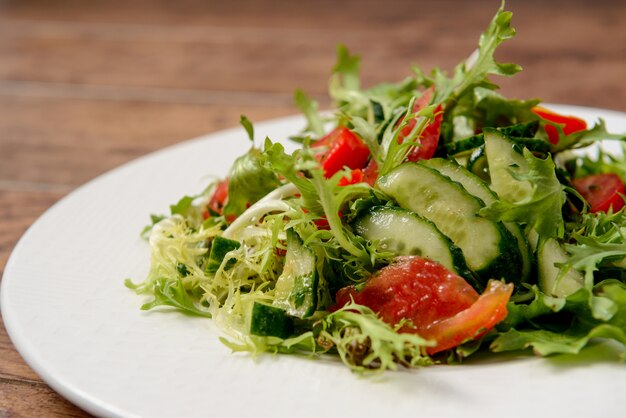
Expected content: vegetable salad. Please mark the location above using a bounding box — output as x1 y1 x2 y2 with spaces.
127 4 626 372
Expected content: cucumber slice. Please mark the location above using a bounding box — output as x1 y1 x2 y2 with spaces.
422 158 533 282
249 302 293 339
353 206 474 283
483 128 533 202
377 163 522 284
273 229 318 318
444 121 543 155
537 237 584 297
466 146 489 181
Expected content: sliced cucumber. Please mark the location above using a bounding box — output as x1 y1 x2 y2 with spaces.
537 237 584 297
249 302 293 339
422 158 533 282
353 205 474 283
422 158 493 205
206 236 241 273
483 128 533 203
377 163 522 284
444 121 543 155
273 229 318 318
466 146 489 181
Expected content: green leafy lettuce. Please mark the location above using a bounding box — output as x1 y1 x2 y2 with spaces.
480 150 566 239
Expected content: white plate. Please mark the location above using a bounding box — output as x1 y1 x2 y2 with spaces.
2 105 626 418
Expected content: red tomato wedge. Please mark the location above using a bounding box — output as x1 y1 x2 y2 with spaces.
335 256 513 354
572 173 626 213
398 87 444 161
532 106 587 145
312 127 370 177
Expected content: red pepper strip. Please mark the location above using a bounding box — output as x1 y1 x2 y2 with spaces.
532 106 587 145
312 127 370 177
203 178 230 219
398 87 444 161
337 169 364 186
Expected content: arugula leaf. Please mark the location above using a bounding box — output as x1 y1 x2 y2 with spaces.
349 116 382 164
293 89 325 137
239 115 255 142
308 169 372 261
569 142 626 179
473 87 540 128
480 150 566 238
222 148 281 218
126 277 212 317
413 4 521 145
492 324 626 357
170 195 194 216
140 214 166 239
262 139 323 215
563 210 626 283
378 102 436 177
331 44 361 93
553 119 626 152
418 5 520 107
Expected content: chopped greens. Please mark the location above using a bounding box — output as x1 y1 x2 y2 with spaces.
127 4 626 373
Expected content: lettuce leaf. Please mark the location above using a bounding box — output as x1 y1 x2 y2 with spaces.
293 89 325 138
480 150 566 238
223 148 281 218
493 280 626 358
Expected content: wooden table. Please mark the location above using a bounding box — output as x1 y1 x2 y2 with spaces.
1 0 624 416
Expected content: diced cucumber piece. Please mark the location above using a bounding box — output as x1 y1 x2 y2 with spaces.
537 237 584 297
422 158 533 282
249 302 294 339
273 229 318 318
377 162 522 285
206 236 241 273
353 206 474 284
483 128 533 203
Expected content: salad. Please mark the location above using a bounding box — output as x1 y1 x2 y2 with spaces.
126 4 626 372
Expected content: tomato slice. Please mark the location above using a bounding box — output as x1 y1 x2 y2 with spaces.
312 127 370 177
398 87 443 161
532 106 587 145
419 280 512 353
572 173 625 213
335 256 513 354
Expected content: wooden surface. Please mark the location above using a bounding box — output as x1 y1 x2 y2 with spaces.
0 0 625 416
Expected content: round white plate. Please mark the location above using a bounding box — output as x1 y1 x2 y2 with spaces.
2 105 626 418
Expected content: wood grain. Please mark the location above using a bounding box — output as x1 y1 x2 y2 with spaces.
0 96 294 186
1 0 625 416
